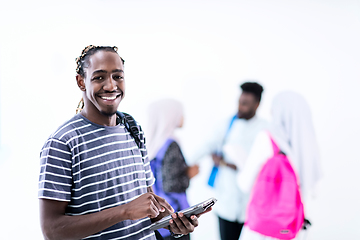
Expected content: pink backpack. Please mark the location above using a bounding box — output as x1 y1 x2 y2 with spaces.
245 134 304 239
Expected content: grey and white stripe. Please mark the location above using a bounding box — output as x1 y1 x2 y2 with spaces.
38 114 156 240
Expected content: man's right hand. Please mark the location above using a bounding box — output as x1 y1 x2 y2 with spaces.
211 153 223 166
125 192 174 220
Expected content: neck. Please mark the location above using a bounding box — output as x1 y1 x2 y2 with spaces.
81 108 117 126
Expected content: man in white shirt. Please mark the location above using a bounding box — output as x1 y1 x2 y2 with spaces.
190 82 268 240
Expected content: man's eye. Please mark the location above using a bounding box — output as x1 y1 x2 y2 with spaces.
93 76 103 80
114 76 124 80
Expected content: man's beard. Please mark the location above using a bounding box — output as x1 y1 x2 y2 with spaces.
100 110 117 117
238 109 256 120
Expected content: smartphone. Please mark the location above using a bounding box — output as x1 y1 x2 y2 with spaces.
149 197 217 231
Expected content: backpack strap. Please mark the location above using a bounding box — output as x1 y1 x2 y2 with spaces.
208 114 237 187
220 114 238 151
116 111 142 148
302 218 312 230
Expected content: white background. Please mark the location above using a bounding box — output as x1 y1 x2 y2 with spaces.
0 0 359 239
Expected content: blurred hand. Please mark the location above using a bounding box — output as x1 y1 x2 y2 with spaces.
187 165 199 179
211 153 223 166
211 153 237 170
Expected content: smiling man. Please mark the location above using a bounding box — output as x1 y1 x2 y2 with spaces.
38 45 202 240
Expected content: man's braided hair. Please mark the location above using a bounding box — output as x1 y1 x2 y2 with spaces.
75 45 124 114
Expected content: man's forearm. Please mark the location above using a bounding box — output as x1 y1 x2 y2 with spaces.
40 199 128 240
40 191 171 240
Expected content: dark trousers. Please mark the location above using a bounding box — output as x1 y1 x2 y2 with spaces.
218 216 244 240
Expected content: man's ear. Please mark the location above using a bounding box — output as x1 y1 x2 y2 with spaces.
76 74 86 91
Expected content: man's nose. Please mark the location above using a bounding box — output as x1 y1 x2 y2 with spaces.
103 77 117 91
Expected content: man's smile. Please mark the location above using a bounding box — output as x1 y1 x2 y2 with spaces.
97 92 122 102
99 95 120 100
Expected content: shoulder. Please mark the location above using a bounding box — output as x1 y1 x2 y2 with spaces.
253 116 269 126
121 112 144 130
209 114 235 127
41 114 85 149
121 112 136 123
163 140 185 166
164 140 183 158
49 114 86 140
214 114 238 132
248 117 270 133
168 141 181 151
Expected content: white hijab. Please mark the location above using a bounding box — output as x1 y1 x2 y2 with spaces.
269 91 322 198
146 98 184 160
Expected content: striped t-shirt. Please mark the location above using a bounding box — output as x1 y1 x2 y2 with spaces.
38 113 156 240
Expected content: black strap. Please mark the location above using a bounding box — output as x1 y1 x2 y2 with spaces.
116 111 142 148
116 113 163 237
302 218 312 230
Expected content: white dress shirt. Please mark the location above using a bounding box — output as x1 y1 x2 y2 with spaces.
189 115 268 223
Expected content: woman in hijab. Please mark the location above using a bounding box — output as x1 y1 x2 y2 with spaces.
146 98 199 240
237 91 322 240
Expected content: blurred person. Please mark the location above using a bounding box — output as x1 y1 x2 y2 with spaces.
189 82 268 240
146 98 199 240
237 91 322 240
38 45 208 240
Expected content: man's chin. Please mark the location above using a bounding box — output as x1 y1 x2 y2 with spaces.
237 113 250 120
237 113 245 119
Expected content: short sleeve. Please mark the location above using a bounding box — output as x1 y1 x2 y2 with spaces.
38 138 73 201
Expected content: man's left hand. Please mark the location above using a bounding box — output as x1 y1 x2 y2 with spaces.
168 207 212 235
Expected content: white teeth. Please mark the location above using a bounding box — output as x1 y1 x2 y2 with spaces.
101 96 117 100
